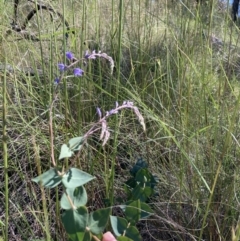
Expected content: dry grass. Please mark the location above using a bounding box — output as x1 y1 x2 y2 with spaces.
2 0 240 240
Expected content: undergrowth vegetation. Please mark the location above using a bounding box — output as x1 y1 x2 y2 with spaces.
2 0 240 240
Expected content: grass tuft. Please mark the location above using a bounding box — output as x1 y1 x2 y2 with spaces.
2 0 240 240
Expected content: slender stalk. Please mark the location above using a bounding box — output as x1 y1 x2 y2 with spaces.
33 137 51 241
33 0 47 102
60 0 69 128
198 161 221 241
108 0 124 206
111 0 114 53
117 0 123 85
3 55 8 241
77 0 86 136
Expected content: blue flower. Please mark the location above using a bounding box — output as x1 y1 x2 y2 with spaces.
73 68 84 77
54 77 60 84
58 63 66 72
66 51 74 60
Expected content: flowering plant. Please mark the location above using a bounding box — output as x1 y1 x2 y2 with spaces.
32 51 152 241
54 50 114 85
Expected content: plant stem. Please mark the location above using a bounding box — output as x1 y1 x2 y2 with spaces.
3 56 8 241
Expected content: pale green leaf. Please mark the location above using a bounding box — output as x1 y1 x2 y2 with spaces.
110 216 128 237
87 208 111 234
62 168 95 189
69 136 85 151
61 186 88 210
59 144 73 160
32 168 62 188
62 206 88 234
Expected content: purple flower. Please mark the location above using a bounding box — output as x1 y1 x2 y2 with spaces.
66 51 74 60
73 68 84 77
96 107 102 118
54 78 60 84
123 101 134 107
58 63 66 72
84 50 96 60
109 109 118 115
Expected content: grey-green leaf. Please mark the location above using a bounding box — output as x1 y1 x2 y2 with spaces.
125 226 142 241
32 168 62 188
69 136 85 151
62 168 95 189
59 144 73 160
117 236 133 241
110 216 128 237
68 231 92 241
61 186 88 210
61 206 88 234
87 208 111 234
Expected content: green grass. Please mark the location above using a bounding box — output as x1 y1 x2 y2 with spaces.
2 0 240 240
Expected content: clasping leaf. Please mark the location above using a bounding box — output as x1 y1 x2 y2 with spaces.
32 168 62 188
62 168 95 189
